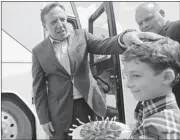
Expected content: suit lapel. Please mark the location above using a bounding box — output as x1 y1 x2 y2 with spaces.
68 31 85 76
44 37 69 76
159 21 171 36
68 33 77 75
43 31 84 76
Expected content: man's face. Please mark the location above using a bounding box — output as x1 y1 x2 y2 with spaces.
124 60 164 101
43 6 68 41
135 6 165 33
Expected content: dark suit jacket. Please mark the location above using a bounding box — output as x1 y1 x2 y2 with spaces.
159 20 180 108
32 29 125 131
159 20 180 43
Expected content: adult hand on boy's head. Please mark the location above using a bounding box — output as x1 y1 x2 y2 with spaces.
123 31 163 47
138 32 163 42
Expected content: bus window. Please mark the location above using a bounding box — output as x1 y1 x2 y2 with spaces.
2 2 80 52
2 30 32 63
92 12 111 65
75 2 102 30
113 2 180 34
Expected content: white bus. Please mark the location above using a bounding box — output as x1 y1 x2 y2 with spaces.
2 2 79 139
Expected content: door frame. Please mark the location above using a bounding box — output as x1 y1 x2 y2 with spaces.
88 2 125 123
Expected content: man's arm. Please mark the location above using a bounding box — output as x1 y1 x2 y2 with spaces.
32 49 50 124
84 30 162 54
84 30 126 54
175 20 180 43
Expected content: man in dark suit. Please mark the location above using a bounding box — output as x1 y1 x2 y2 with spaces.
135 2 180 108
32 2 161 139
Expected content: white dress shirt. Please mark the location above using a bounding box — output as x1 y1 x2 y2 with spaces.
49 36 83 99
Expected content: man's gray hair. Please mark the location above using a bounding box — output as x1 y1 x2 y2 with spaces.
41 2 66 24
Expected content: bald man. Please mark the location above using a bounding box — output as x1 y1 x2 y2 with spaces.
135 2 180 43
135 2 180 108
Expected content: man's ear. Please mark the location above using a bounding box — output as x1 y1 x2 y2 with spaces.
159 9 165 18
42 23 47 31
162 69 175 86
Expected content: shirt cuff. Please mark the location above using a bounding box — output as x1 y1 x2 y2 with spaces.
118 33 126 49
118 29 137 49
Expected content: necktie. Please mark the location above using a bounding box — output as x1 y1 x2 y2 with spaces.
53 40 71 75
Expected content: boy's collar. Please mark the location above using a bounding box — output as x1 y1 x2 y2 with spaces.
135 93 177 120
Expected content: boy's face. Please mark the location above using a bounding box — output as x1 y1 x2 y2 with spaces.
124 60 165 101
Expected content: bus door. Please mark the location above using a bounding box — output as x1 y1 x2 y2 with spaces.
88 2 125 123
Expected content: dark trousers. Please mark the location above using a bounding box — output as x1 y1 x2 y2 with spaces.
50 98 95 140
67 98 95 139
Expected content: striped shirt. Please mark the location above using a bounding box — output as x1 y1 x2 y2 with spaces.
130 93 180 139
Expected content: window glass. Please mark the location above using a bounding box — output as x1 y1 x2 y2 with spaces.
75 2 102 30
93 12 111 64
2 2 44 52
2 30 32 63
89 8 117 109
113 2 180 33
2 2 75 52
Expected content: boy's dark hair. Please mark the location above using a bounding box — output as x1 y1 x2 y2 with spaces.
41 2 66 24
123 37 180 86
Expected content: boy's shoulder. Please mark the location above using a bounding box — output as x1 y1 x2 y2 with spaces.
133 109 180 139
132 95 180 139
143 108 180 135
143 94 180 126
145 108 180 123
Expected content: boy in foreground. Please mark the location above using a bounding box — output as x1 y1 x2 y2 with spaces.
123 37 180 139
